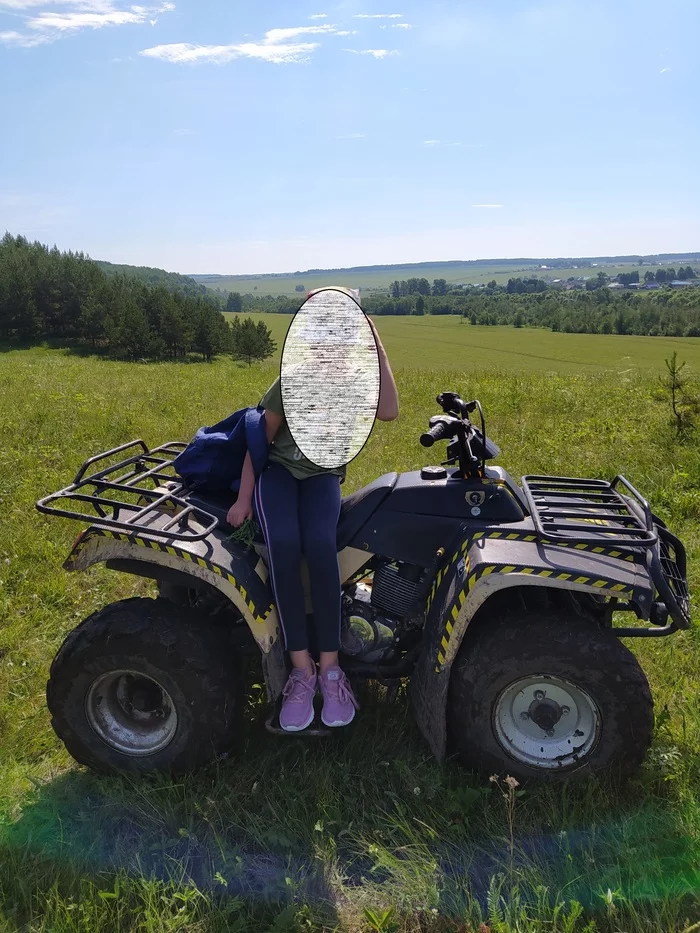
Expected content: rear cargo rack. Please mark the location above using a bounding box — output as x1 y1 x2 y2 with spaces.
521 474 657 548
36 439 219 542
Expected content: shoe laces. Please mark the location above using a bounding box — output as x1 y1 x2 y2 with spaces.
282 669 316 704
324 670 359 710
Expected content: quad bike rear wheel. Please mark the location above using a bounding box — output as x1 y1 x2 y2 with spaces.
47 597 240 775
447 605 653 782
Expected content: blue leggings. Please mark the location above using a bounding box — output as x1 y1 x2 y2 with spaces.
253 462 342 653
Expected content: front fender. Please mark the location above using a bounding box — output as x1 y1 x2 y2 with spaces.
410 527 649 760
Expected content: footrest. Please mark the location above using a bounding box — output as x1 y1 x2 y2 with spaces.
264 701 332 737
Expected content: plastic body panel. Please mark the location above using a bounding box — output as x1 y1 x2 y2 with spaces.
409 521 651 760
382 468 525 522
346 466 527 566
64 507 279 651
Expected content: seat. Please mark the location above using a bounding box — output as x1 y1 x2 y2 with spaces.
336 472 398 549
186 472 399 550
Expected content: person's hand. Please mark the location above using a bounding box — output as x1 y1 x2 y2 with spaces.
226 498 253 527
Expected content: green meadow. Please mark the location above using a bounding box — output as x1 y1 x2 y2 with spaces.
1 323 700 931
226 313 700 374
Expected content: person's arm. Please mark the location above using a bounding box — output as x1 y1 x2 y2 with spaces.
367 317 399 421
226 410 283 527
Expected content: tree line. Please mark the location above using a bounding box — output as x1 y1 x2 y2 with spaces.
360 288 700 337
4 232 700 352
223 274 700 337
0 234 276 363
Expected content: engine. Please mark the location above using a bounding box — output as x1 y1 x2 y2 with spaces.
340 561 426 662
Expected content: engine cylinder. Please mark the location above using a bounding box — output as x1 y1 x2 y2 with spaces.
371 562 425 617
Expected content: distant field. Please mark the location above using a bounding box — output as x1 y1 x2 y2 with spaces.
198 262 671 297
225 313 700 374
194 256 699 297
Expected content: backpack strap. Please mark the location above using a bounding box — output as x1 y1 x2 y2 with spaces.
244 407 269 479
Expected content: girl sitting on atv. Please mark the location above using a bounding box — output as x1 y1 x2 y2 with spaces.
226 292 399 732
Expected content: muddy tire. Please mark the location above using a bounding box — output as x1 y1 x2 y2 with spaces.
47 597 239 776
447 609 653 783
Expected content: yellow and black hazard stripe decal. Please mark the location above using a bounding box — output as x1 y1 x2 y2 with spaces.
469 530 639 562
68 529 274 625
426 530 639 614
434 563 635 671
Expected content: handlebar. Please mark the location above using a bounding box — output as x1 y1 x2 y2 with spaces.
420 420 452 447
421 392 492 478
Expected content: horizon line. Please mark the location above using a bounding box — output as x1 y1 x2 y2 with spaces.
180 249 700 280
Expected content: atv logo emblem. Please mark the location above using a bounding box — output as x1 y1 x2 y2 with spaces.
466 491 486 506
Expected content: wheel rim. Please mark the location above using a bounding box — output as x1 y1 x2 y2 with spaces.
493 675 600 770
85 670 178 756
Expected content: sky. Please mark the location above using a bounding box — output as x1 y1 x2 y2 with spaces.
1 0 699 275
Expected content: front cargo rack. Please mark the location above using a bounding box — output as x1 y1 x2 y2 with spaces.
36 439 219 542
521 474 657 548
522 474 691 630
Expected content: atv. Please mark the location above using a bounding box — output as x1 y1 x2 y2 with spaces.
36 391 691 782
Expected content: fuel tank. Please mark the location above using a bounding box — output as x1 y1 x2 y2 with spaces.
346 466 528 567
385 466 527 522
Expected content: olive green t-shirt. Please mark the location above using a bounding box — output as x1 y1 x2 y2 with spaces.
260 377 346 483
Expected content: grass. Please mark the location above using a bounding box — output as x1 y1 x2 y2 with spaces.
195 259 694 297
1 328 700 931
225 313 700 375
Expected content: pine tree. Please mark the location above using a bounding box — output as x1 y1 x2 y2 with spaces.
225 292 243 313
231 317 276 366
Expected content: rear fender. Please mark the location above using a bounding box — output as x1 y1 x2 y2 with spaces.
410 527 649 760
65 526 278 654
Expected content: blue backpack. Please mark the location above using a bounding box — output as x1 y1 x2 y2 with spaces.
172 406 268 494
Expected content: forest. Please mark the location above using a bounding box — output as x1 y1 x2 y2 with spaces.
0 233 275 362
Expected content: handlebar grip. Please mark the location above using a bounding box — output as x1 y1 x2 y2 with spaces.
420 421 450 447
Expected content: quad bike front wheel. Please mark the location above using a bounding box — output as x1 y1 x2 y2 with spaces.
447 605 654 782
47 597 240 775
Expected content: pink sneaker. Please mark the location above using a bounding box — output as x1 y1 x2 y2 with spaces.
279 668 317 732
319 666 359 727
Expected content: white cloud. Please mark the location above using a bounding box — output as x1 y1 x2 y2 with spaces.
334 29 357 36
381 22 412 28
335 133 365 139
423 139 463 148
659 67 671 73
264 24 335 43
0 0 88 6
353 12 402 18
141 40 318 64
29 9 146 29
142 24 340 65
1 0 174 45
309 12 327 18
0 26 51 44
344 47 398 58
472 204 504 208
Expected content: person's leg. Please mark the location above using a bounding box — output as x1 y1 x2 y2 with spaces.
299 474 358 727
254 464 316 731
254 463 307 654
298 473 342 662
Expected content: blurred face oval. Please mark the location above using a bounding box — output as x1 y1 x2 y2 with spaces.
280 288 380 469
